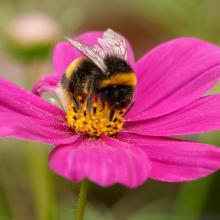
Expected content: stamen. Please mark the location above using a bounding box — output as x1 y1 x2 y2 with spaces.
66 96 125 137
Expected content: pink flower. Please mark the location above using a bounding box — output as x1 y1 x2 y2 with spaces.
1 30 220 188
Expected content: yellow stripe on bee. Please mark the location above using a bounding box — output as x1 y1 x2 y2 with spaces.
98 72 137 88
66 57 83 78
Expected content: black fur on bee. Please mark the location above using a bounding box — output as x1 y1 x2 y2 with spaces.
61 55 136 120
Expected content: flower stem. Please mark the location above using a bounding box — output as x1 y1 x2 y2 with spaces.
75 179 89 220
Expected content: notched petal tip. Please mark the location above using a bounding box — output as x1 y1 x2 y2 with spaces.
118 133 220 183
48 136 150 188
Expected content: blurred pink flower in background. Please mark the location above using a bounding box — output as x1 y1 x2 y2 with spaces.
1 31 220 188
6 12 60 60
8 12 60 47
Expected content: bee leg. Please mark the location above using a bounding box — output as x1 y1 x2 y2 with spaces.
86 96 93 113
100 92 107 111
109 106 115 121
86 76 96 113
73 96 80 111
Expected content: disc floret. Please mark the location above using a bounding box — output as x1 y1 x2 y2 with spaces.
66 97 125 137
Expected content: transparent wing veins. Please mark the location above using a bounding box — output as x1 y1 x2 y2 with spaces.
98 29 127 60
65 37 107 73
65 29 128 75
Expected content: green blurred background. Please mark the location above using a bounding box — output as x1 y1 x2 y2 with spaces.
0 0 220 219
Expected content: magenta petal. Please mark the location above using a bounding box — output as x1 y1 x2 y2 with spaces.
125 94 220 136
0 77 78 145
127 38 220 120
0 112 80 145
118 133 220 182
32 74 59 95
0 77 64 120
49 136 150 188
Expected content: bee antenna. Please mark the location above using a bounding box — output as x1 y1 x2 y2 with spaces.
123 101 135 117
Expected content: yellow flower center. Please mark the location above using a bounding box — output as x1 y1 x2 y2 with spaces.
66 97 125 137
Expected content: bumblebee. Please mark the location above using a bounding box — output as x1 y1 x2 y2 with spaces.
59 29 136 121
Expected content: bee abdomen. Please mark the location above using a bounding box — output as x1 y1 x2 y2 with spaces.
97 72 136 89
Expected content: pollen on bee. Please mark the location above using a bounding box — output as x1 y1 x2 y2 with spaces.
66 97 125 137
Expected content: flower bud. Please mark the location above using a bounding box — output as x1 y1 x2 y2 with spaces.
7 12 60 60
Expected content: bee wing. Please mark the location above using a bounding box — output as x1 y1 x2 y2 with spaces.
65 29 128 74
65 37 107 73
98 29 127 61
